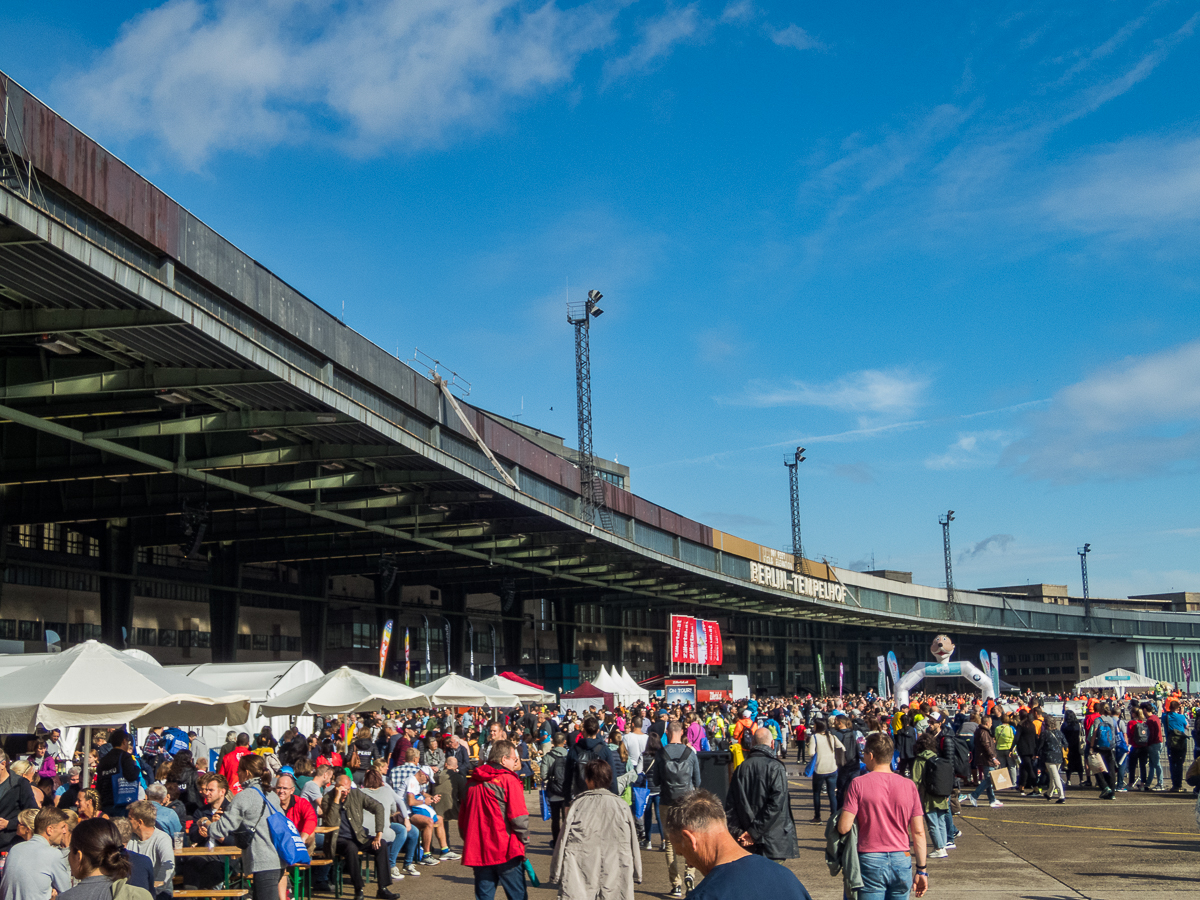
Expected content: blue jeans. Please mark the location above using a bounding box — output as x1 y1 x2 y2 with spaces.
473 857 526 900
388 824 421 868
970 766 997 803
858 851 911 900
812 773 837 818
1148 745 1164 786
642 794 661 842
924 809 946 849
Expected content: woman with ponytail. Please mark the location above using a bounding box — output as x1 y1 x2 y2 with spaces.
58 817 153 900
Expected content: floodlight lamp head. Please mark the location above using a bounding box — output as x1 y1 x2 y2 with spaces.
947 510 955 521
588 290 602 302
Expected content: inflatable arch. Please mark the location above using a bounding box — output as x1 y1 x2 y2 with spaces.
895 634 996 707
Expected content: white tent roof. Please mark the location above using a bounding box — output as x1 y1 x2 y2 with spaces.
1075 667 1161 690
482 674 555 703
259 667 428 715
417 673 519 707
166 660 324 702
618 667 650 700
592 665 618 692
0 641 251 732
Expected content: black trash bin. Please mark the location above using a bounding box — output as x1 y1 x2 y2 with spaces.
696 750 732 802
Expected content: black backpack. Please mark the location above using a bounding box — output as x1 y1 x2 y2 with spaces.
570 743 599 798
924 756 955 798
660 746 695 803
1133 721 1149 746
546 752 569 799
1167 728 1187 752
951 736 972 779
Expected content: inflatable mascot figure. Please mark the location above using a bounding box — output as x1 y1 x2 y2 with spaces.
894 634 995 707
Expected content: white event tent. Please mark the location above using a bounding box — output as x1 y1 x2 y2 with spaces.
617 666 651 703
259 667 428 716
0 641 250 787
1075 667 1162 692
482 674 555 703
167 660 324 762
417 672 520 707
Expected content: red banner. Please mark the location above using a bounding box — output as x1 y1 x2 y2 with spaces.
671 615 697 664
671 615 723 666
703 620 723 666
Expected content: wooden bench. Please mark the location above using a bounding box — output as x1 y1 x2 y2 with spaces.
173 891 249 899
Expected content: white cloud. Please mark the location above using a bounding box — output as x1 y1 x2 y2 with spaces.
720 1 755 24
1004 339 1200 482
60 0 616 168
602 4 706 85
925 430 1012 470
769 23 819 51
729 368 930 416
1043 135 1200 234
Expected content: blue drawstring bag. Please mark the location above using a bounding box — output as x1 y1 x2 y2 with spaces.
804 755 816 778
631 785 650 819
540 790 552 821
250 787 310 866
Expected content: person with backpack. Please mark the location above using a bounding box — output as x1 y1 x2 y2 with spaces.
832 716 864 810
564 718 617 804
541 733 571 846
209 754 293 900
805 719 840 824
655 721 702 899
1126 708 1150 791
992 714 1017 787
1086 703 1120 800
1163 700 1190 792
894 713 918 779
1141 701 1166 790
911 732 951 859
1016 713 1043 796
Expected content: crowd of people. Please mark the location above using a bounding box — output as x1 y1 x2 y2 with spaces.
0 680 1194 900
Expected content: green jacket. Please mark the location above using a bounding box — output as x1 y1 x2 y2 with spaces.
912 749 948 812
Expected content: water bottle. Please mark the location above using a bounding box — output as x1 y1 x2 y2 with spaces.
0 851 8 876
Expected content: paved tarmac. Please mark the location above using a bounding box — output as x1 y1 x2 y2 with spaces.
316 766 1200 900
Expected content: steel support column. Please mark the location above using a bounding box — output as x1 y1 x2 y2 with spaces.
298 564 328 669
444 585 467 675
209 544 241 663
99 521 136 649
554 597 577 667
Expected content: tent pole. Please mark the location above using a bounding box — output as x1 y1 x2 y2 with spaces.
81 726 92 789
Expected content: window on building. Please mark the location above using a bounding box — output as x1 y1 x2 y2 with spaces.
158 629 177 647
286 636 301 653
195 632 211 648
0 619 15 640
179 630 197 648
237 634 251 650
68 623 101 643
253 634 269 651
135 628 157 646
17 620 43 641
1081 666 1089 674
1062 666 1075 675
44 621 66 643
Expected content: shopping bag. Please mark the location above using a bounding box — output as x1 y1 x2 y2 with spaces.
989 768 1014 791
631 786 650 819
540 789 552 822
1087 752 1108 775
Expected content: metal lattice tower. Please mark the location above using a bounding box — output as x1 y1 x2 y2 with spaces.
567 290 612 531
939 510 956 618
784 447 806 573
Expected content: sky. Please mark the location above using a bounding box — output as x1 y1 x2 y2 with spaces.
3 1 1199 599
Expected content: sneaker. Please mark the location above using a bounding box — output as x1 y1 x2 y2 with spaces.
390 867 402 880
671 887 684 898
966 795 977 808
641 840 652 850
945 842 957 850
929 848 948 859
1117 787 1129 793
685 874 695 895
1056 798 1066 804
403 864 421 877
420 856 441 866
990 800 1004 808
439 850 462 860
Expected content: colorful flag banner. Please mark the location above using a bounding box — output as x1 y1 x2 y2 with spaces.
404 627 411 685
379 619 393 677
877 655 887 696
990 651 1001 698
817 654 827 695
838 661 844 696
887 651 899 696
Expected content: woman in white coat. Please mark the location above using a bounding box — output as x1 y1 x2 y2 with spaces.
549 758 642 900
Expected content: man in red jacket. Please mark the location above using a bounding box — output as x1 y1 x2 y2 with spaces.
459 740 528 900
218 733 251 793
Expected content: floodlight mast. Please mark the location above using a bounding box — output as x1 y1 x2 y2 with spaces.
784 447 806 574
1078 542 1091 618
939 510 956 618
567 290 612 531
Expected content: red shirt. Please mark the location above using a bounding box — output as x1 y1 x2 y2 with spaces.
284 796 317 836
219 747 251 792
841 770 922 853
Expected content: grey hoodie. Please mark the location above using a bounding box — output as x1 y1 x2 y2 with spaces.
209 777 284 874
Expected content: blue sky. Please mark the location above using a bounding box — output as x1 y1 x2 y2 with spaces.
4 1 1199 598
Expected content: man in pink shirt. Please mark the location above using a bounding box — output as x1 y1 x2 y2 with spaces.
837 733 928 900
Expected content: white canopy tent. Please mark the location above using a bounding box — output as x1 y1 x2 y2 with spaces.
166 660 324 764
482 674 555 703
0 641 250 787
1076 668 1162 692
617 667 651 703
416 672 520 707
592 665 619 693
259 667 428 716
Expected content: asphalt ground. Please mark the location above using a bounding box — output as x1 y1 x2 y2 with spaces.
313 759 1200 900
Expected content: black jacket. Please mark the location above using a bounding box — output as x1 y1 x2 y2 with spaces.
0 773 39 851
564 736 617 801
724 746 798 860
1016 721 1042 757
